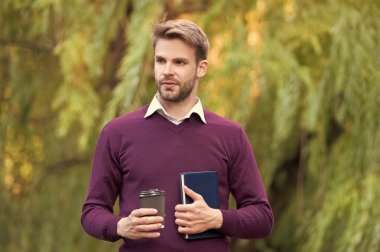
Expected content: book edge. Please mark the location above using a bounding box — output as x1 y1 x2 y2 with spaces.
180 174 190 239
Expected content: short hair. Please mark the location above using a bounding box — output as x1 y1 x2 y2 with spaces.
152 19 209 62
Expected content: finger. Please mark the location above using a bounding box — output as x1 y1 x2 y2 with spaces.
175 218 190 227
135 223 164 232
131 216 164 226
184 186 203 201
174 211 192 221
131 208 158 217
175 204 191 212
178 226 196 235
132 231 161 239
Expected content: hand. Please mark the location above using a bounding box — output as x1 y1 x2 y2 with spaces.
175 186 223 235
117 208 164 239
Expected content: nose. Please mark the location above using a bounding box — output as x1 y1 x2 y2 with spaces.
162 63 174 76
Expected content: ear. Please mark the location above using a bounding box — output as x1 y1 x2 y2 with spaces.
197 60 208 78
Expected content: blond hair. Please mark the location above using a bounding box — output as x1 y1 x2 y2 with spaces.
152 19 209 62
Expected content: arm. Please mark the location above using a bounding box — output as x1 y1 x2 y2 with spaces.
219 127 274 238
81 127 123 241
81 127 164 241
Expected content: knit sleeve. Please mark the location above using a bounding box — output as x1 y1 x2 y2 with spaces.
219 127 274 238
81 126 123 242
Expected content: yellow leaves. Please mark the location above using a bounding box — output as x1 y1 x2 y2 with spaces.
249 70 260 102
245 5 264 108
208 32 231 68
4 157 13 170
215 104 227 118
256 0 266 15
246 10 263 50
20 162 33 181
4 174 14 189
3 157 20 194
177 13 193 20
3 155 28 196
3 86 11 99
247 27 262 49
2 128 44 196
54 33 88 87
32 136 44 162
284 0 296 22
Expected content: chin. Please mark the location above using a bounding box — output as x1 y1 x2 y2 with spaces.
162 96 180 103
159 93 174 101
160 89 177 100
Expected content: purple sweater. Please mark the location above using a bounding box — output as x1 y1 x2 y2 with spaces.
81 106 274 251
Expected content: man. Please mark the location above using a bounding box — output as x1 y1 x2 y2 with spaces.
81 19 274 251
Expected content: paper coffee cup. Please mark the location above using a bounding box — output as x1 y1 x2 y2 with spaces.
138 189 165 218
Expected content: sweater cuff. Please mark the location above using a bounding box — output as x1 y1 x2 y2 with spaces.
219 209 235 234
105 215 123 241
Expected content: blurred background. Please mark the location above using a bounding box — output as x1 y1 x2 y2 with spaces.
1 0 379 251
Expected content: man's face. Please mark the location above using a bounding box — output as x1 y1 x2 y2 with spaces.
154 39 207 103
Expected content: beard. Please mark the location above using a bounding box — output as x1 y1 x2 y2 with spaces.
156 74 197 103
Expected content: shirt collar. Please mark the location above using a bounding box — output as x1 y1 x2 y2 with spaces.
144 94 206 124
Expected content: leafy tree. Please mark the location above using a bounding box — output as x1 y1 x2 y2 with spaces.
1 0 379 251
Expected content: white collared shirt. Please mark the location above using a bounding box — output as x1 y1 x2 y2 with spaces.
144 94 206 125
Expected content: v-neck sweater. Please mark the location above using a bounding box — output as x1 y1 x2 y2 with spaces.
81 105 274 252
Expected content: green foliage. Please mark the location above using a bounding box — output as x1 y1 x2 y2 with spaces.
52 0 128 150
1 0 379 251
251 1 380 251
102 0 163 125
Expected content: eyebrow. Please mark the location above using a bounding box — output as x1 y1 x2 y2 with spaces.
155 55 190 62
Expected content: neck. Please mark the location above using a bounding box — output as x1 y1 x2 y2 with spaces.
157 95 198 120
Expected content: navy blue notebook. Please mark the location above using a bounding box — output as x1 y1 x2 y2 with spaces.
179 171 222 240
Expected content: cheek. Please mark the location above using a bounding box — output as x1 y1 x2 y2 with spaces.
182 69 197 80
154 63 163 72
154 67 161 77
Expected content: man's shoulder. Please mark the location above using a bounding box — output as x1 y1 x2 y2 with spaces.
103 105 148 131
204 109 243 132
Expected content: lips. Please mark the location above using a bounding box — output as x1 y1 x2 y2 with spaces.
160 80 178 87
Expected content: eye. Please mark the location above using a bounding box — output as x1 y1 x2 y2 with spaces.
174 60 186 65
155 58 165 64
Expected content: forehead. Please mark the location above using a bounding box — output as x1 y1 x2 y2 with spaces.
154 39 196 60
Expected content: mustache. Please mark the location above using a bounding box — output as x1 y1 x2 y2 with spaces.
159 77 179 84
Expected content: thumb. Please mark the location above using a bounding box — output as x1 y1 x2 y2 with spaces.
184 186 203 201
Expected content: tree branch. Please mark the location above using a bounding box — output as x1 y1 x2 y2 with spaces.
0 38 54 52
